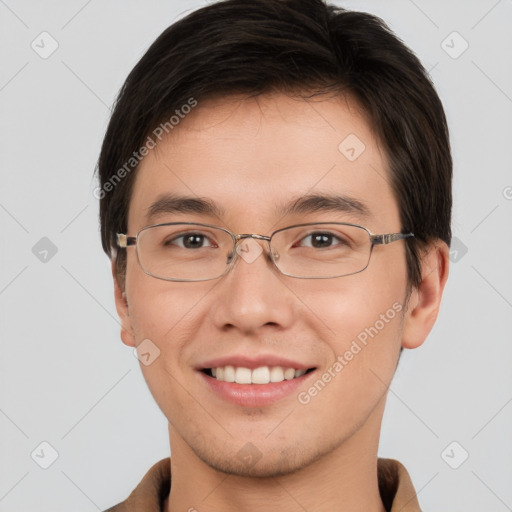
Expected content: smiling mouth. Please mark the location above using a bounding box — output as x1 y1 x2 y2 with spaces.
201 365 316 384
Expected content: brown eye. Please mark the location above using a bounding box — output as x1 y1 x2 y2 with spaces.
165 232 216 249
297 232 348 249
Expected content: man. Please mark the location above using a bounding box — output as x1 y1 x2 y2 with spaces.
97 0 451 510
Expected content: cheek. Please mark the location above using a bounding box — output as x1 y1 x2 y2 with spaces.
125 265 223 345
288 261 406 402
125 254 212 340
292 282 405 432
288 250 407 341
329 260 407 364
125 278 212 414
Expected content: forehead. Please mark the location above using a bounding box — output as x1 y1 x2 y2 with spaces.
128 93 399 232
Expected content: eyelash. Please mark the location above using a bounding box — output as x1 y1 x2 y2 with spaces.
295 232 348 248
166 231 349 249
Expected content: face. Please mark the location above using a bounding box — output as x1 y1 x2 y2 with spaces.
117 93 414 477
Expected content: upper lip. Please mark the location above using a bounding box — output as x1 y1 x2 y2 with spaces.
197 354 316 371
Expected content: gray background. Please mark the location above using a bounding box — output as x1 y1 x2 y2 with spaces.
1 0 511 510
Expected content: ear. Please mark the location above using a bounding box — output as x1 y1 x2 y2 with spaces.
111 258 136 347
401 241 450 349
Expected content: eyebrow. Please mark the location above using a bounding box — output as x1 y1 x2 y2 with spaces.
145 194 225 222
276 193 371 219
144 192 370 223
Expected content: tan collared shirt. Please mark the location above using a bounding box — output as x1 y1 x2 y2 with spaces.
104 457 421 511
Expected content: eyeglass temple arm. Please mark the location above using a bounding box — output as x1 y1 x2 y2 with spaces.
371 233 414 245
116 233 137 248
115 231 413 248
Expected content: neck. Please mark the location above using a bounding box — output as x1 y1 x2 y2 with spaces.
164 401 387 512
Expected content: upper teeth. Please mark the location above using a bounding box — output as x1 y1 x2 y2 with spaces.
210 366 307 384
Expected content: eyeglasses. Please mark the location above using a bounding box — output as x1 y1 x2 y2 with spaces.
116 222 414 282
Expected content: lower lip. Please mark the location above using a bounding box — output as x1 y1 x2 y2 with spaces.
198 370 316 407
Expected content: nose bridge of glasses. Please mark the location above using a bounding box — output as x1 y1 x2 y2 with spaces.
234 234 272 253
235 233 271 242
230 233 278 263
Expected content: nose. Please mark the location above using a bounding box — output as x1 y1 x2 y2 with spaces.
209 237 296 334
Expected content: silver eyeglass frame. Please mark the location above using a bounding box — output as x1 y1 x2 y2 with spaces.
116 221 414 282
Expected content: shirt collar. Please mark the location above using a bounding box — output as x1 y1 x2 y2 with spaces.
105 457 421 512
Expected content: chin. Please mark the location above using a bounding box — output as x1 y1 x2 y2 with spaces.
193 440 327 479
